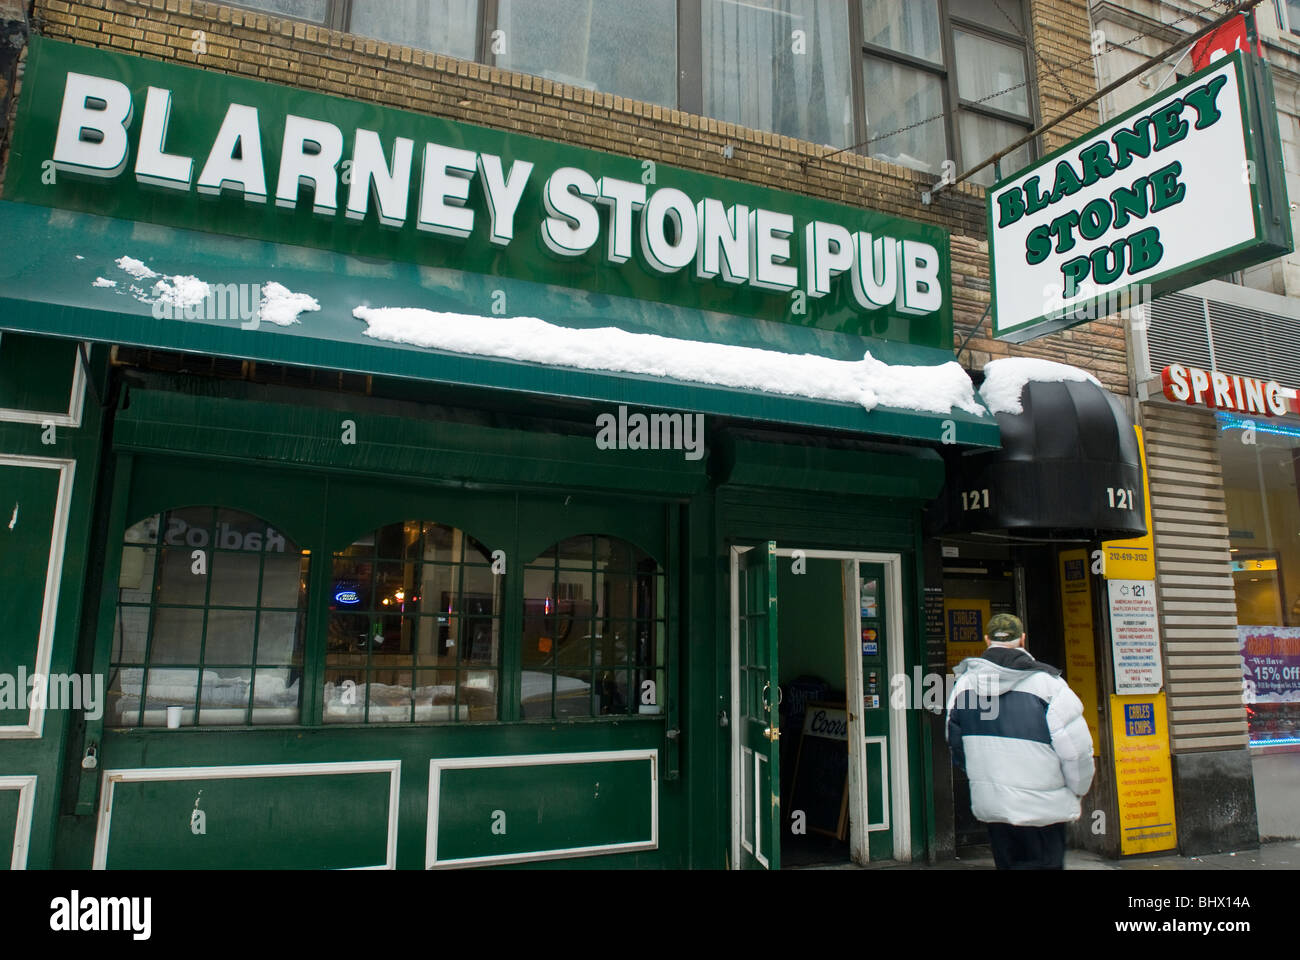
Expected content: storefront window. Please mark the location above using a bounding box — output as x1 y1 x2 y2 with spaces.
1218 413 1300 746
108 508 309 727
701 0 854 148
325 521 501 723
521 535 665 719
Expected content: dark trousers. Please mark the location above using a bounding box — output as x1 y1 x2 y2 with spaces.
986 822 1067 870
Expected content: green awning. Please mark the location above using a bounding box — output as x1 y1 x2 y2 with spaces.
0 200 999 447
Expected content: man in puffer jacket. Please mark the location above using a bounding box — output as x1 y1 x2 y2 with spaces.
945 613 1094 869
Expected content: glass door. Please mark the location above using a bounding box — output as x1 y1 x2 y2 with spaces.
732 542 780 870
857 561 894 861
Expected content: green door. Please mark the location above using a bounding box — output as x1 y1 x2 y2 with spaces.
858 561 894 861
736 542 780 870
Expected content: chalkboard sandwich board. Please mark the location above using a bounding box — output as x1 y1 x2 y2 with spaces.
789 701 849 840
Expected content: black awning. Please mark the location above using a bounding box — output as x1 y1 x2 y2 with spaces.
927 379 1147 541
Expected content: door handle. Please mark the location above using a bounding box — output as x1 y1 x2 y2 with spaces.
763 726 780 742
718 710 729 728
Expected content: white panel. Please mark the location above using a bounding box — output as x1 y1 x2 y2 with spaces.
0 776 37 869
0 456 75 740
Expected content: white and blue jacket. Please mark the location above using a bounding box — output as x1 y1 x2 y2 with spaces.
945 647 1095 827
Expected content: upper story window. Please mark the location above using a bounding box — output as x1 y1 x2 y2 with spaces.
495 0 678 108
701 0 854 148
863 0 1034 185
229 0 1037 181
1282 1 1300 37
350 0 480 62
236 0 330 23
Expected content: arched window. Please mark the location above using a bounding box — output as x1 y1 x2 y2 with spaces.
521 535 665 719
325 521 501 723
108 507 309 726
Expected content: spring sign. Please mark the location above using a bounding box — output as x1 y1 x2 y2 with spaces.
988 50 1292 343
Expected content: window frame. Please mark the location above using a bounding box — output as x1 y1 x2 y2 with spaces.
853 0 1039 181
519 534 668 722
107 506 313 729
103 497 673 730
221 0 1041 178
322 519 506 726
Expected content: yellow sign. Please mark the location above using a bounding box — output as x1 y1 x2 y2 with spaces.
944 598 989 672
1059 548 1100 753
1111 693 1177 855
1231 557 1277 572
1102 425 1155 580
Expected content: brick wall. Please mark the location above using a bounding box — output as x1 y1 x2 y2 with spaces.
20 0 1129 395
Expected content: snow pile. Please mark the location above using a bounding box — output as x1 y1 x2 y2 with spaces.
259 281 320 326
352 307 986 416
153 274 211 310
115 256 158 280
980 357 1101 415
100 258 318 329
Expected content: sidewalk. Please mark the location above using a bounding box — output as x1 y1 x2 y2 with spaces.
884 839 1300 870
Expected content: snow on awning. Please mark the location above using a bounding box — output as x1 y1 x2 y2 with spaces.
353 307 987 418
0 200 1000 448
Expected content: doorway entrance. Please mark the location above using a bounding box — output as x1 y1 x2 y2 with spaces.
728 544 910 869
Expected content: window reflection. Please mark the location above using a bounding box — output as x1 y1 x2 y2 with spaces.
324 521 501 723
109 508 308 727
522 535 666 719
1219 415 1300 745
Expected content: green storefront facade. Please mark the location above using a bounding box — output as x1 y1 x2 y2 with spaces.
1 37 1005 870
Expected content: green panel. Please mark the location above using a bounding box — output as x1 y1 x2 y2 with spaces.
114 386 710 499
434 755 654 864
0 333 77 414
103 769 392 869
718 435 961 493
0 346 109 870
0 789 20 868
0 463 59 727
7 37 951 348
865 739 887 830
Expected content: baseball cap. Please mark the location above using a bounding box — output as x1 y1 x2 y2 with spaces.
986 613 1024 642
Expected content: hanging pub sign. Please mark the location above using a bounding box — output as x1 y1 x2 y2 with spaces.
2 37 951 349
988 49 1292 343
